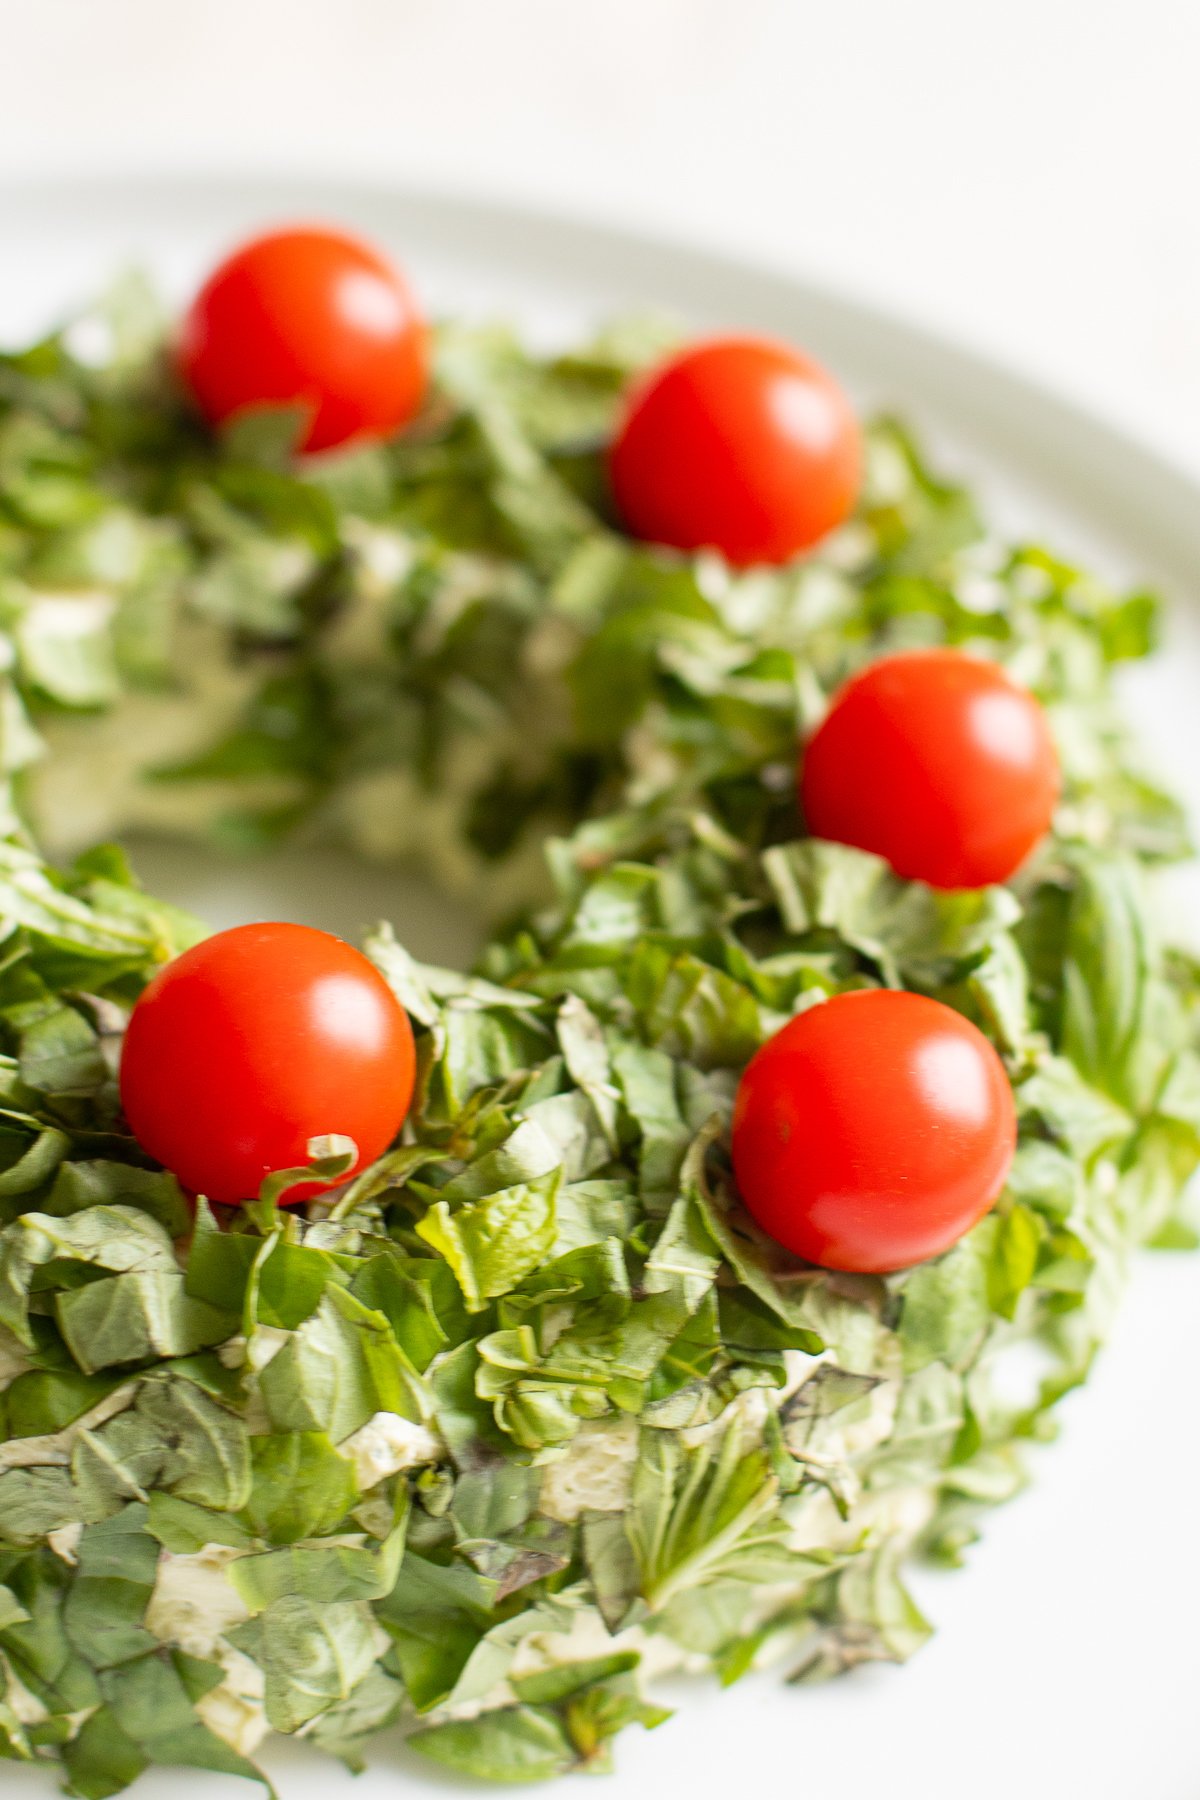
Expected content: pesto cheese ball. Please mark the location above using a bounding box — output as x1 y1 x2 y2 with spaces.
0 270 1196 1796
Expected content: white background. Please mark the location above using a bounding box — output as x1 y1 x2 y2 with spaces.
2 0 1200 470
3 9 1200 1799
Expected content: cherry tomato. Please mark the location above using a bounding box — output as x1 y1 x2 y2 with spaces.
801 648 1060 889
120 923 416 1205
731 990 1015 1274
608 335 861 566
179 226 427 454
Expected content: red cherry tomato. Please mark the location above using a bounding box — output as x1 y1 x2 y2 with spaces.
801 648 1060 890
179 226 427 455
609 335 861 566
731 990 1016 1274
120 923 416 1205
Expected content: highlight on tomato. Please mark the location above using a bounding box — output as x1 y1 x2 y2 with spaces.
119 922 416 1206
800 647 1060 890
179 224 428 455
731 989 1016 1274
608 334 861 566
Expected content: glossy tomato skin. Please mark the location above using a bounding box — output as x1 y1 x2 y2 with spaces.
801 648 1060 889
731 990 1016 1274
120 923 416 1206
609 335 861 566
179 226 427 454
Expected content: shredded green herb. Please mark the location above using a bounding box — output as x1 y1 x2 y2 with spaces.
0 277 1196 1794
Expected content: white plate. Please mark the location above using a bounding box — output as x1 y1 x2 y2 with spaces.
2 177 1199 1800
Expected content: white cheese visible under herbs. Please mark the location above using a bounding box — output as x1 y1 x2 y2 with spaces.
47 1523 83 1566
3 1661 51 1727
538 1416 640 1523
341 1412 442 1490
195 1650 270 1759
143 1550 272 1754
508 1608 703 1693
216 1325 291 1374
144 1546 252 1661
0 1383 136 1472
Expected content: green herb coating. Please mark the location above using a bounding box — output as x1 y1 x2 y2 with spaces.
0 280 1196 1792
